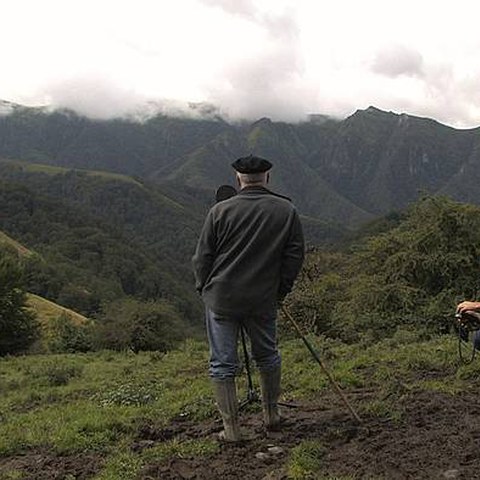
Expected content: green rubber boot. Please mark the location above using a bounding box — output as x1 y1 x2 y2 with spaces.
259 366 282 430
212 378 241 442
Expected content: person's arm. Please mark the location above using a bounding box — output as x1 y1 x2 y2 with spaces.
457 300 480 314
278 210 305 302
192 210 216 294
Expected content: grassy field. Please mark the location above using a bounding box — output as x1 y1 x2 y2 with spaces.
0 158 143 187
0 329 478 479
0 231 33 257
26 294 89 327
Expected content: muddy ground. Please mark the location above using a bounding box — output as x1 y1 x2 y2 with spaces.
3 389 480 480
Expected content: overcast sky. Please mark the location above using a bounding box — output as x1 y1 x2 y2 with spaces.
2 0 480 127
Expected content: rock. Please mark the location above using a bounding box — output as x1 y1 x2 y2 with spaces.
262 469 289 480
131 439 155 451
267 446 284 456
255 452 270 461
443 469 460 479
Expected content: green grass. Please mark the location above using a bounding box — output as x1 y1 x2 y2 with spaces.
93 450 143 480
141 438 219 462
0 342 216 462
0 158 142 186
93 438 219 480
26 293 89 326
0 332 474 478
0 470 24 480
287 440 327 479
0 230 33 257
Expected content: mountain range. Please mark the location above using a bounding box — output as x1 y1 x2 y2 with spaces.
1 100 479 228
1 100 480 322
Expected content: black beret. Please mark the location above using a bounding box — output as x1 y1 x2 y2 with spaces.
232 155 272 174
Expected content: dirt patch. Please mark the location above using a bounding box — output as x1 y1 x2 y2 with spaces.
138 390 480 480
0 451 103 480
2 390 480 479
323 390 480 480
138 403 360 480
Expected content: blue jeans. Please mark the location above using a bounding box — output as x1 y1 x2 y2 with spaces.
205 308 281 379
460 327 480 350
474 330 480 350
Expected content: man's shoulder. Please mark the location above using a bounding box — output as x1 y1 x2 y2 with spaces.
262 190 298 212
209 197 237 218
266 190 292 202
212 188 296 212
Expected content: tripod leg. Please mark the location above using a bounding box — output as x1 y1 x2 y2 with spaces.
240 327 255 394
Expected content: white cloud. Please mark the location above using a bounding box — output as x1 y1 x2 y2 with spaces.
41 75 148 119
1 0 480 126
371 45 424 78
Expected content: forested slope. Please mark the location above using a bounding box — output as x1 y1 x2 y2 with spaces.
0 169 203 323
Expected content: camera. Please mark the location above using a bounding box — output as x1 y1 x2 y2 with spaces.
455 310 480 331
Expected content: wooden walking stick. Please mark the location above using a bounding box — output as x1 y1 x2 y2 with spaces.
281 305 362 424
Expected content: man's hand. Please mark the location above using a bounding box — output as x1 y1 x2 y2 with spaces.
457 301 480 314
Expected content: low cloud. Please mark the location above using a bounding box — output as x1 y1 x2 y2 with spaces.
200 1 310 121
198 0 257 18
207 48 313 121
39 75 148 120
371 44 424 78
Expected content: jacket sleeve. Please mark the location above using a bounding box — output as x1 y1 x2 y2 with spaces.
192 210 216 294
279 209 305 300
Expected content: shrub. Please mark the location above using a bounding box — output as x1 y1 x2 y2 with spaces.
38 362 84 386
46 312 93 353
0 249 39 355
290 196 480 342
93 298 188 352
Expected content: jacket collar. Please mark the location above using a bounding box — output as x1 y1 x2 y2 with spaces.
238 186 271 195
238 185 291 202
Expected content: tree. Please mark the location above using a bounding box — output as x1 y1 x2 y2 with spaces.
0 250 39 355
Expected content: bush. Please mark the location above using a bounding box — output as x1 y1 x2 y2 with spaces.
46 312 93 353
290 196 480 342
38 362 84 386
94 298 189 352
0 249 39 355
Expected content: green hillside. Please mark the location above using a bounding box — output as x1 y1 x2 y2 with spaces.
0 174 203 323
0 158 144 186
26 293 89 326
0 107 229 175
0 230 32 257
0 157 347 326
157 121 374 226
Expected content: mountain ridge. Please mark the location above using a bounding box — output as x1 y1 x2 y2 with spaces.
1 101 480 226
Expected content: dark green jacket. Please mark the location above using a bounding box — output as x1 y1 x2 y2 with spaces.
192 186 305 315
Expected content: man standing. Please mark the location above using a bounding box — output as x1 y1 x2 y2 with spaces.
192 155 305 441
